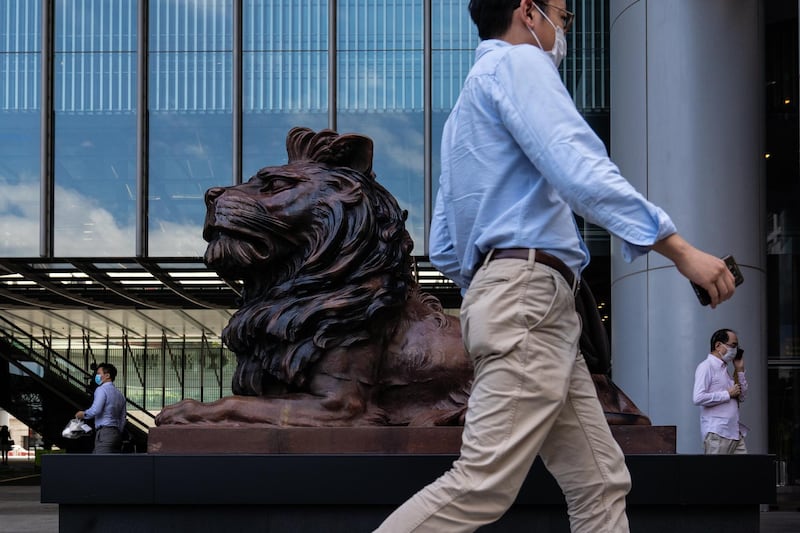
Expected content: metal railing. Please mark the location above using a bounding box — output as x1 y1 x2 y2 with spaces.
5 322 238 414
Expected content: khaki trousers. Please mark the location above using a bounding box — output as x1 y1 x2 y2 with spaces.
704 432 748 455
375 251 631 533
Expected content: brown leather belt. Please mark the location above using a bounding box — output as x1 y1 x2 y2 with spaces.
489 248 577 289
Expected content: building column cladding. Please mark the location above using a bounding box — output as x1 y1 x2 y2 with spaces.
609 0 766 454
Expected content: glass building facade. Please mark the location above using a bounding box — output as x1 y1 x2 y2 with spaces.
1 0 799 490
0 0 608 256
765 1 800 490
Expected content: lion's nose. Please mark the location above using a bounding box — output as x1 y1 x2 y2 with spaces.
205 187 226 205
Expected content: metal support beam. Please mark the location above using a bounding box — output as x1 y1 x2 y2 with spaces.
136 0 150 256
328 0 337 131
423 0 432 256
232 0 243 185
39 0 54 257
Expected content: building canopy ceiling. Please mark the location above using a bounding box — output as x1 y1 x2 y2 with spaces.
0 257 459 343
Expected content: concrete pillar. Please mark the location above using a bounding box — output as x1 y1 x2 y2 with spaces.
609 0 766 454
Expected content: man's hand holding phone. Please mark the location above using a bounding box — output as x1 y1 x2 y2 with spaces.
651 234 737 308
690 255 744 306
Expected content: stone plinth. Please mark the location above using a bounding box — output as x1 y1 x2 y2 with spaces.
41 452 776 533
147 424 677 455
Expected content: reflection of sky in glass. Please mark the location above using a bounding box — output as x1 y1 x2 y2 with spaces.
0 0 40 255
337 0 425 246
54 114 137 256
0 0 495 258
243 112 328 180
148 0 232 256
242 1 329 179
339 113 425 247
0 112 39 255
149 112 231 256
53 0 138 256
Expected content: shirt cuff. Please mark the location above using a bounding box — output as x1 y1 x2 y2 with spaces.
619 214 677 263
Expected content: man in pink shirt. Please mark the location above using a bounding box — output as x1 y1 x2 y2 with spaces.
693 328 748 454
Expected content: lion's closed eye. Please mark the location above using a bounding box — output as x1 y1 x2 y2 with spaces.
259 176 296 194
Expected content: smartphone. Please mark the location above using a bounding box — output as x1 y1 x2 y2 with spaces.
691 255 744 306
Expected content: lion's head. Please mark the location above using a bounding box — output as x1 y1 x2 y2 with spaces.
203 127 416 394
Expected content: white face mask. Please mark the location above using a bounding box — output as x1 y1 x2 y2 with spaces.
527 3 568 68
721 345 737 363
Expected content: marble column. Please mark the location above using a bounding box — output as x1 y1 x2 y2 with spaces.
609 0 766 453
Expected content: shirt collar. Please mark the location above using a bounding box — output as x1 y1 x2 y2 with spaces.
707 353 727 368
475 39 511 61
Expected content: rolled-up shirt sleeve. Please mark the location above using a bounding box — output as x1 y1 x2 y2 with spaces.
493 47 677 260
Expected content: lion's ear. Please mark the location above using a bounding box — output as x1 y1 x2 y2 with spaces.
286 127 374 178
318 134 374 178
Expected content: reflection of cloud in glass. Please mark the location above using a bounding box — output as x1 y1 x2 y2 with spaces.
0 180 39 255
55 185 134 255
0 179 206 257
149 220 207 256
183 143 208 158
344 116 423 177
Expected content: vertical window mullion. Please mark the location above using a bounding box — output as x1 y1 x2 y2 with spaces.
136 0 148 256
40 0 55 257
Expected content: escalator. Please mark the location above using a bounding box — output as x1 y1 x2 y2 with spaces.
0 321 154 453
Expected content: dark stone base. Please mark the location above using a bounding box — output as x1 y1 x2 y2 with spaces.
147 424 677 454
42 453 776 533
52 503 766 533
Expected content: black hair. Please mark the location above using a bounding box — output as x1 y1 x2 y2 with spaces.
709 329 735 353
97 362 118 381
468 0 546 40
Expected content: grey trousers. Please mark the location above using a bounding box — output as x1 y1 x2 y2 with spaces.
93 426 122 454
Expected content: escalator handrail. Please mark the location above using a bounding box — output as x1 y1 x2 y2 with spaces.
0 326 157 430
0 316 92 384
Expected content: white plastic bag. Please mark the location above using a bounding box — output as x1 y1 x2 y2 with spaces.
62 418 93 439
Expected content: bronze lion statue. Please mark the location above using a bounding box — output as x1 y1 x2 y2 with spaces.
155 127 473 426
155 127 649 427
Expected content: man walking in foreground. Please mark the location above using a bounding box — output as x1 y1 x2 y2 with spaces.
375 1 735 531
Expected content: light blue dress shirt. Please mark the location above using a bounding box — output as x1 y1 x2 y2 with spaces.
84 382 127 430
430 39 677 290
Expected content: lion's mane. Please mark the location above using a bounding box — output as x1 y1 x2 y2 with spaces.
214 128 421 395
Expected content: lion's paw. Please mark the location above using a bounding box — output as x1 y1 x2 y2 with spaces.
154 399 203 426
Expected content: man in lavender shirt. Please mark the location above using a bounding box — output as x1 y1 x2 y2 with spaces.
76 362 127 454
693 329 748 454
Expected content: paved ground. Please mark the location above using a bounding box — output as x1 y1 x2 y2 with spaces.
2 457 799 533
0 459 58 533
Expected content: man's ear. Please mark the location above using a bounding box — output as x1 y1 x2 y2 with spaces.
523 0 536 20
522 0 541 28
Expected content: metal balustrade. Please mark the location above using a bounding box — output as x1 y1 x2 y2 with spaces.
0 314 238 446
